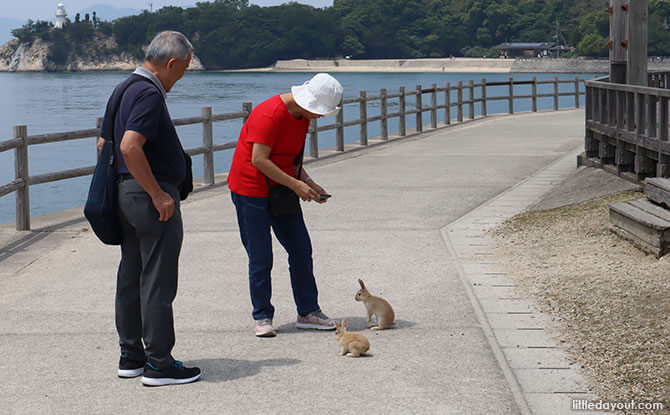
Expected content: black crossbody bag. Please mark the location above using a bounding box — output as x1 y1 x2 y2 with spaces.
266 147 304 216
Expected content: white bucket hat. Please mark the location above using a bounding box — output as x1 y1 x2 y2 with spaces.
291 73 343 116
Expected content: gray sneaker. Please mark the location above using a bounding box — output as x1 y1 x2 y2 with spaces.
255 318 276 337
296 310 336 330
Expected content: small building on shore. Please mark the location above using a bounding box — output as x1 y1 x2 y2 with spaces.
496 42 556 58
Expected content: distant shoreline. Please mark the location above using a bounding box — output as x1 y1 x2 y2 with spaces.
220 57 670 74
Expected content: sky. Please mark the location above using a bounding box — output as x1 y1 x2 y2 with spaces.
1 0 334 21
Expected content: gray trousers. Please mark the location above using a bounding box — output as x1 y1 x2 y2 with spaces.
115 177 182 368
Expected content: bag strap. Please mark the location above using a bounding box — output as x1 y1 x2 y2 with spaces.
265 144 305 190
104 75 151 172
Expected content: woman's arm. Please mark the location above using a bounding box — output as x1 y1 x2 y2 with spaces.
251 142 319 202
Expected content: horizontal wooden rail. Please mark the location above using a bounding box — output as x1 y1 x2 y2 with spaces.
1 77 586 231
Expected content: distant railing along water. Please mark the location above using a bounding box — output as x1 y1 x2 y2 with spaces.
1 76 585 231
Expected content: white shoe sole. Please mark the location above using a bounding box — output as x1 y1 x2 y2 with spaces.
255 330 276 337
118 367 144 378
296 322 336 330
141 372 202 386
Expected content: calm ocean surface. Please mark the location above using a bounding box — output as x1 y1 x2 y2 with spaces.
0 71 595 225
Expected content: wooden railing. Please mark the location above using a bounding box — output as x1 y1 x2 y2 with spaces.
584 71 670 182
1 77 585 231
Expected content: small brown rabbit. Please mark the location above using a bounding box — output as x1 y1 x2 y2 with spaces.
355 279 395 330
335 318 370 357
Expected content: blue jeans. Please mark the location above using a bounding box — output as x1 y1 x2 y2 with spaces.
231 191 320 320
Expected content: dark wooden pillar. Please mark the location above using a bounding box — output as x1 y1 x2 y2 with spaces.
608 0 628 84
628 0 648 86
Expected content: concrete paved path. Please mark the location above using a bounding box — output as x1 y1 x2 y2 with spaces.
0 110 584 414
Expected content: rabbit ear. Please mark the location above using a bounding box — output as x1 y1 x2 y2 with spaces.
341 318 348 328
358 279 366 289
334 320 340 329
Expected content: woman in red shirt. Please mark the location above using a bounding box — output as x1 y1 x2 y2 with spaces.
228 73 343 337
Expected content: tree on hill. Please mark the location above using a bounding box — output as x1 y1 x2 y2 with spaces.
8 0 670 69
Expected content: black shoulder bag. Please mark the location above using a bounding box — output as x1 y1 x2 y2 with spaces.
267 147 304 216
84 76 147 245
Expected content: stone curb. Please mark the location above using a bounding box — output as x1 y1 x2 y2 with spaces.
441 145 602 415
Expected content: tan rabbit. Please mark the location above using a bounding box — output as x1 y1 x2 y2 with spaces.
355 279 395 330
334 318 370 357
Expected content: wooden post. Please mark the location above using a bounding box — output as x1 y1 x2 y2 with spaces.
469 80 475 120
309 118 319 158
416 85 423 133
508 77 514 114
445 82 451 125
626 91 635 131
336 96 344 151
648 95 657 139
627 0 648 86
457 81 463 122
609 0 628 84
574 77 580 108
659 97 669 177
360 90 368 145
242 102 252 123
14 125 29 231
532 77 538 112
96 117 103 159
430 83 437 128
380 88 388 140
481 79 487 117
399 86 406 136
202 106 214 185
554 77 560 110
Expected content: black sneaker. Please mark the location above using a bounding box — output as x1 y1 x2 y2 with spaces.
118 355 145 378
141 360 201 386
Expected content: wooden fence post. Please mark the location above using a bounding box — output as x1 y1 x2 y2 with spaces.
96 117 103 159
508 77 514 114
469 80 475 120
554 77 560 110
659 97 669 177
399 86 406 136
481 79 487 117
575 77 580 109
14 125 29 231
310 118 319 159
360 90 368 145
243 102 252 122
416 85 423 133
457 81 463 122
336 96 344 151
430 83 437 128
532 77 538 112
381 88 388 140
202 106 214 185
445 82 451 125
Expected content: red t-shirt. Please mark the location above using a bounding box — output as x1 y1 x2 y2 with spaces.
227 95 310 197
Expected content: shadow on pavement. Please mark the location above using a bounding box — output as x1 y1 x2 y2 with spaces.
274 317 416 334
191 358 301 383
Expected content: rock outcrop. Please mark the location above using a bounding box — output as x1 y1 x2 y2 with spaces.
0 34 204 72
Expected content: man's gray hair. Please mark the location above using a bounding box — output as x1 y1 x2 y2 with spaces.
145 31 193 63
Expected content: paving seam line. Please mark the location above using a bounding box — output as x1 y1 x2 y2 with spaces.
440 145 585 415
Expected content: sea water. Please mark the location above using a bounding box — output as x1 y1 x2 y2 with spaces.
0 71 595 225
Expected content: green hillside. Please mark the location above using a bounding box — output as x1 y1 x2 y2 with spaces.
9 0 670 70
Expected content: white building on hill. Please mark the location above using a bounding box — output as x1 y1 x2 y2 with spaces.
55 2 67 29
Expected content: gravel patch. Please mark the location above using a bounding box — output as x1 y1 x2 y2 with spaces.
489 191 669 413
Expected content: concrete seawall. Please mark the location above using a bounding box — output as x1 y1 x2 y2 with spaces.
236 57 670 74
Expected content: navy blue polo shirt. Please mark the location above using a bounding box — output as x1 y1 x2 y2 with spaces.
100 73 185 183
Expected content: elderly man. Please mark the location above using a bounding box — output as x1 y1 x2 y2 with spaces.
97 31 200 386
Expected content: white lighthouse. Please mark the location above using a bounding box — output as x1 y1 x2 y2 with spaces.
55 2 67 29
